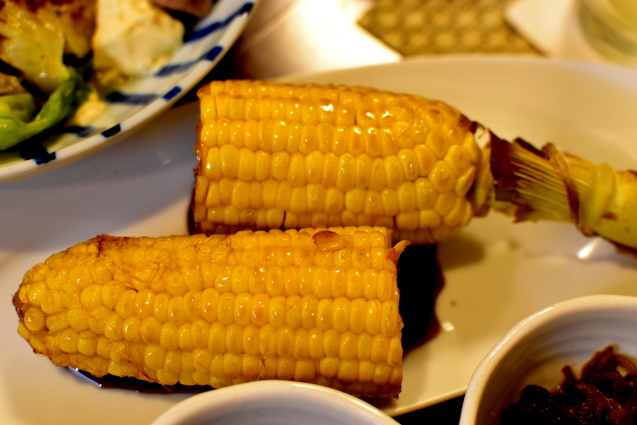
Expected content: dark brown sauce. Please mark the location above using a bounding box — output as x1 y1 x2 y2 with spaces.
397 244 445 352
67 243 445 391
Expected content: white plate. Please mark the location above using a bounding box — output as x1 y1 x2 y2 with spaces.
2 57 637 424
0 0 259 184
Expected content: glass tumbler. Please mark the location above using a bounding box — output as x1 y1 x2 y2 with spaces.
578 0 637 65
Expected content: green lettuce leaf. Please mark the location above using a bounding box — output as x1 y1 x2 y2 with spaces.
0 69 90 151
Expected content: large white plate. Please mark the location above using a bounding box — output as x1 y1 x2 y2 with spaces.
2 57 637 424
0 0 259 184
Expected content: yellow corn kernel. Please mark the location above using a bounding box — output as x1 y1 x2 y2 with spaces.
321 152 339 188
287 153 307 186
434 191 458 217
324 187 344 215
160 322 179 350
24 307 46 332
135 289 155 319
141 316 162 345
428 161 457 194
277 357 296 380
168 295 186 325
336 153 356 192
269 295 286 328
26 280 47 307
305 151 324 184
144 344 167 371
383 156 404 189
317 123 335 153
242 324 260 356
103 313 123 341
367 158 387 191
363 190 384 218
254 151 271 182
77 331 97 357
58 328 79 353
41 289 63 314
226 323 243 354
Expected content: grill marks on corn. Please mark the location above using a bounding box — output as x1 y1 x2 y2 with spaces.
14 227 407 398
192 80 482 245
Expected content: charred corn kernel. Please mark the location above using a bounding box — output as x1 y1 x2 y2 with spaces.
14 228 406 398
193 80 485 244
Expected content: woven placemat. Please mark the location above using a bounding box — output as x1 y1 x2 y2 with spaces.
359 0 540 56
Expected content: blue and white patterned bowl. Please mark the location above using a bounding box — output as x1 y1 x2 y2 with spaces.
0 0 258 183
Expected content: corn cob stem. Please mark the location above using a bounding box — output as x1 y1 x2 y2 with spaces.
13 227 408 398
490 136 637 256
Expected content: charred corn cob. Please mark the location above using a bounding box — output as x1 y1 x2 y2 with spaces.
490 136 637 255
13 227 408 398
190 80 492 245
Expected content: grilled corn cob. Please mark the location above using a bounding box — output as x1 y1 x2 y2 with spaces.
13 227 408 398
191 80 492 245
191 79 637 255
491 136 637 255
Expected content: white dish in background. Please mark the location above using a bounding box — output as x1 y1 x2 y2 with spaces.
151 380 400 425
0 0 259 184
459 295 637 425
1 57 637 424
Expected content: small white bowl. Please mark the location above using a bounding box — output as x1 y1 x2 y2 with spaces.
151 380 400 425
459 294 637 425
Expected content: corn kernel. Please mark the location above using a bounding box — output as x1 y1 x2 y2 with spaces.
141 316 162 345
225 323 243 354
324 188 344 215
134 289 154 319
144 344 167 371
321 152 339 188
24 307 46 332
366 158 386 192
77 330 98 356
41 289 63 314
428 161 457 193
208 322 226 354
336 153 356 192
